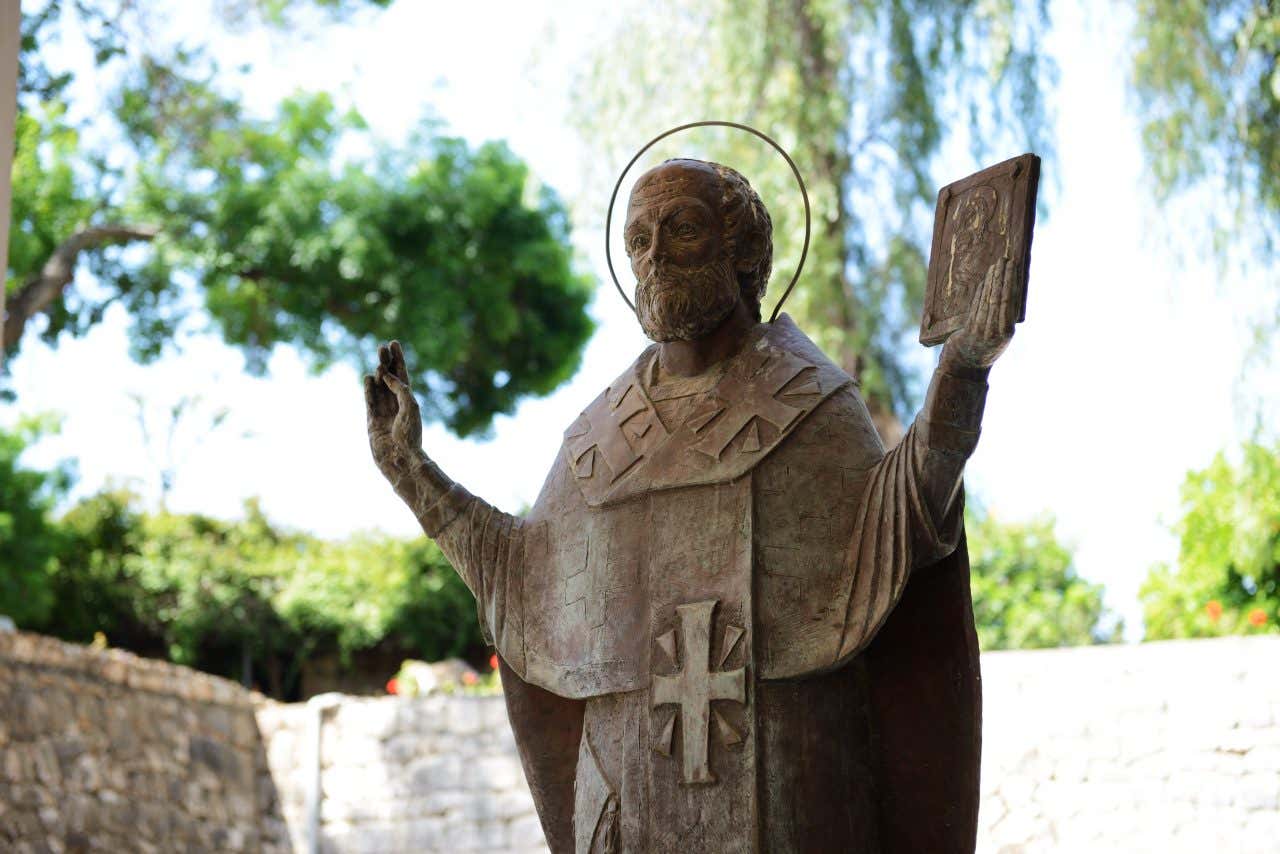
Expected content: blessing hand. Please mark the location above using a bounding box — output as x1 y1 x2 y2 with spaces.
364 340 423 475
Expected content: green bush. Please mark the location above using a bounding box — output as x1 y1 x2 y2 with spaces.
0 420 484 697
967 508 1121 650
0 416 73 626
1141 443 1280 639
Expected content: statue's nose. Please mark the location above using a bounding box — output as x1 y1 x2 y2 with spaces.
649 231 671 264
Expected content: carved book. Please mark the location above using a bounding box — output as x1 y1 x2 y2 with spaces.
920 153 1040 346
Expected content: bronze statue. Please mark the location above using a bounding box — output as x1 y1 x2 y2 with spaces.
365 153 1035 853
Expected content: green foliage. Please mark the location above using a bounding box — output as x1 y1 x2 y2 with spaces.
570 0 1053 422
42 488 151 652
6 105 98 295
0 436 485 698
1140 443 1280 640
108 82 595 434
967 508 1119 650
10 1 593 436
0 417 74 627
1132 0 1280 257
77 494 484 697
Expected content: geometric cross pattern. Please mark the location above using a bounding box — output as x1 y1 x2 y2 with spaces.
652 600 746 785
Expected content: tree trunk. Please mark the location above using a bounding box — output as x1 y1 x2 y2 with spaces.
0 4 20 373
785 0 906 449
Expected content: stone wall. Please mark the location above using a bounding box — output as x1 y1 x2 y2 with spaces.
978 635 1279 853
0 631 288 853
3 632 1277 852
259 695 544 853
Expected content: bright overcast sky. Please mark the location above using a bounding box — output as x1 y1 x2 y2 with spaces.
8 0 1275 640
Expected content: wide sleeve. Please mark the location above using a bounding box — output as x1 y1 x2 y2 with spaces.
834 423 965 661
431 491 527 659
389 448 529 667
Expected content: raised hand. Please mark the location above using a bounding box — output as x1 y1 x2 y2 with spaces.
364 340 422 476
944 255 1017 371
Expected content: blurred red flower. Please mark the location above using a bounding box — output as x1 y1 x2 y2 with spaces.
386 678 399 695
1248 608 1268 628
1205 600 1223 621
490 653 500 671
462 671 479 686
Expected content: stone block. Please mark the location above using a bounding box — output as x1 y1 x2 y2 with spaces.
1237 772 1280 811
405 816 450 849
408 754 466 794
445 698 493 737
331 698 400 740
415 789 472 817
444 816 508 851
508 813 548 849
382 729 444 764
1243 745 1280 772
463 755 523 791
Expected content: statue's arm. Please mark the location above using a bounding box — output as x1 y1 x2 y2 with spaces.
911 349 989 529
911 254 1016 531
365 342 524 603
872 256 1014 563
835 260 1013 659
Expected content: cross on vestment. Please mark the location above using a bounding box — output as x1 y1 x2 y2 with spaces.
690 351 811 460
652 600 747 784
565 383 661 482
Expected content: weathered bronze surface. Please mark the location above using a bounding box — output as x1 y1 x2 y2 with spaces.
921 153 1040 346
365 155 1035 853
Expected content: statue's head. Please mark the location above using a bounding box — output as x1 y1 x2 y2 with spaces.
624 158 773 342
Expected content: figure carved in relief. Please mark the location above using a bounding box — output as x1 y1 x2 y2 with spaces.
944 184 1001 317
365 149 1034 852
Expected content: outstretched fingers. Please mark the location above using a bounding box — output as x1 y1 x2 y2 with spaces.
979 257 1012 339
390 340 410 384
365 373 393 419
382 369 417 412
1000 256 1019 334
983 258 1003 338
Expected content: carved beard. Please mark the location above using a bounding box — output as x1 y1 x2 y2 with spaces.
635 255 739 343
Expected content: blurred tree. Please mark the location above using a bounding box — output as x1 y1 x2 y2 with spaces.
1130 1 1280 377
1131 0 1279 260
1140 442 1280 639
6 0 593 435
0 416 74 627
967 508 1120 650
569 0 1053 441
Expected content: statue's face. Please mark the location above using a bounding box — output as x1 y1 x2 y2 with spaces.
625 161 741 343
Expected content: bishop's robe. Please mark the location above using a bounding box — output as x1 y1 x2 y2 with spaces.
422 314 982 853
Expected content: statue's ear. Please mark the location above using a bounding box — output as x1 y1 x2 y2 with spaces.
734 230 765 272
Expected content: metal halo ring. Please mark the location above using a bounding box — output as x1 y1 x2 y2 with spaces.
604 120 811 324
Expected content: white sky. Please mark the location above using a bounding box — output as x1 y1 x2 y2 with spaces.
7 0 1275 640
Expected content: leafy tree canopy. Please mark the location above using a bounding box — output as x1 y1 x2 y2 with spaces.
7 0 593 435
1141 442 1280 640
967 507 1120 650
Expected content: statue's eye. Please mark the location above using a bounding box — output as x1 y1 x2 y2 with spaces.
675 222 698 238
628 234 649 252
